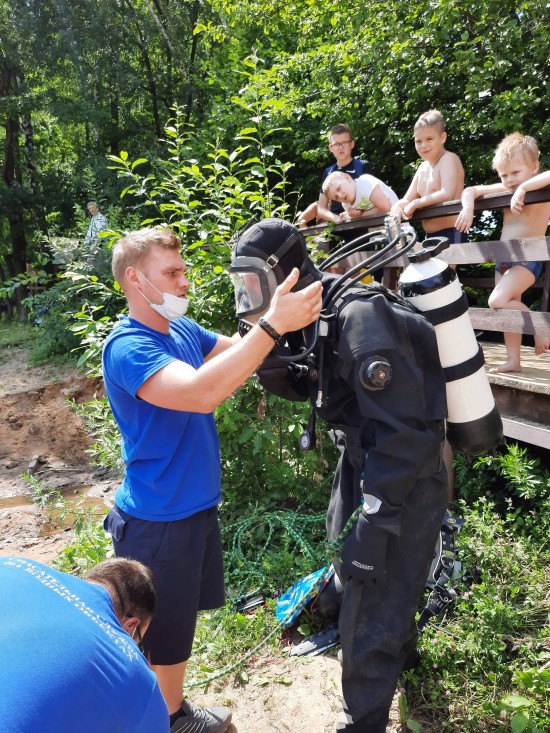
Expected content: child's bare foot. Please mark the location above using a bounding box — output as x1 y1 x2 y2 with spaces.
534 334 550 356
489 362 522 374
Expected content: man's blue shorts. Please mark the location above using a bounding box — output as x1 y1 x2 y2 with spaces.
496 260 543 279
104 504 225 665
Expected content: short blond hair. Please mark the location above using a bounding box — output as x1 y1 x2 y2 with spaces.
492 132 540 171
322 170 353 199
414 110 446 134
112 227 182 286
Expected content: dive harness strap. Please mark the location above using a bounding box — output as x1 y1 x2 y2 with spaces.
417 513 464 630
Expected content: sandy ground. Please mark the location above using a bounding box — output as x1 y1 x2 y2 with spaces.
0 342 408 732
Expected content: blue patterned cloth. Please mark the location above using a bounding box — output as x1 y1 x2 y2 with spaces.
276 565 333 625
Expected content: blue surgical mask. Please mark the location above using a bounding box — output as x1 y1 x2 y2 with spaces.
136 270 189 321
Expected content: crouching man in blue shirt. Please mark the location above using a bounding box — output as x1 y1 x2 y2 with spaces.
0 555 168 733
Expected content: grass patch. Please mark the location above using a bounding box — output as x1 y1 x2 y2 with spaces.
0 321 36 362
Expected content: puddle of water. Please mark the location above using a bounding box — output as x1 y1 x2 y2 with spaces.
0 485 107 536
0 495 31 510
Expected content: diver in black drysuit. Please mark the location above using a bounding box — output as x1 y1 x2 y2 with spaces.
230 218 449 733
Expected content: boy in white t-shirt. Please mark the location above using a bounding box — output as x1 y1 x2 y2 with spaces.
322 171 408 273
322 170 398 222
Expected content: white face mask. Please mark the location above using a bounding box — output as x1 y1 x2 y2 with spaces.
135 270 189 321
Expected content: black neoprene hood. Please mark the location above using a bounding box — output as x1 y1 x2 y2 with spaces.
232 217 322 287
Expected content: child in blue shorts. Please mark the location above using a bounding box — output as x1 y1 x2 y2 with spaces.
456 133 550 372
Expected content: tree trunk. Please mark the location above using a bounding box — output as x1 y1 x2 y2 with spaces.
1 62 29 321
13 66 49 240
183 0 201 124
121 0 163 139
109 53 121 156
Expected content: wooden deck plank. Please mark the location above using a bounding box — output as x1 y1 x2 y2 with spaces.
500 417 550 450
434 236 550 265
481 342 550 393
479 342 550 448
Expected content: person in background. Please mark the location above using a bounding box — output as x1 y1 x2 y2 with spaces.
83 200 108 251
321 170 406 273
102 226 322 733
317 124 375 225
322 170 398 222
0 555 168 733
456 132 550 372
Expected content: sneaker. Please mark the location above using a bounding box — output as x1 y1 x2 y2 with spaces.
170 699 232 733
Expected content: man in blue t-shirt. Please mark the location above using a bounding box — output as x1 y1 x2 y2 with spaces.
101 226 323 733
0 556 168 733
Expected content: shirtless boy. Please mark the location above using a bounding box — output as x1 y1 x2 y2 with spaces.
455 132 550 373
391 110 465 241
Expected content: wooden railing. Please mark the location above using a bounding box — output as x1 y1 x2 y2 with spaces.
303 188 550 327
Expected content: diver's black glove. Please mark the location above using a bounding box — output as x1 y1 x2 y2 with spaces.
340 511 389 584
255 354 309 402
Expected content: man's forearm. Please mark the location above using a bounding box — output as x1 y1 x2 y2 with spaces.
138 318 282 414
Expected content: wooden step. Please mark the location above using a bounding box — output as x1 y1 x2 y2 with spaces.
478 342 550 449
481 342 550 394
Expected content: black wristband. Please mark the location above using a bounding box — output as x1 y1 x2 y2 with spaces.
257 317 282 343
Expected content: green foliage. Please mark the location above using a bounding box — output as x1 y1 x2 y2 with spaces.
403 494 549 732
0 262 52 305
25 265 124 368
69 396 124 473
107 101 298 333
398 691 424 732
64 269 125 375
454 443 550 539
216 380 335 517
485 680 550 733
23 472 67 525
53 519 112 576
3 0 550 306
187 601 283 687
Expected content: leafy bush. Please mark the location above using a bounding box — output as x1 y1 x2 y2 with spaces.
216 380 336 517
454 444 550 541
69 396 124 473
404 492 549 733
